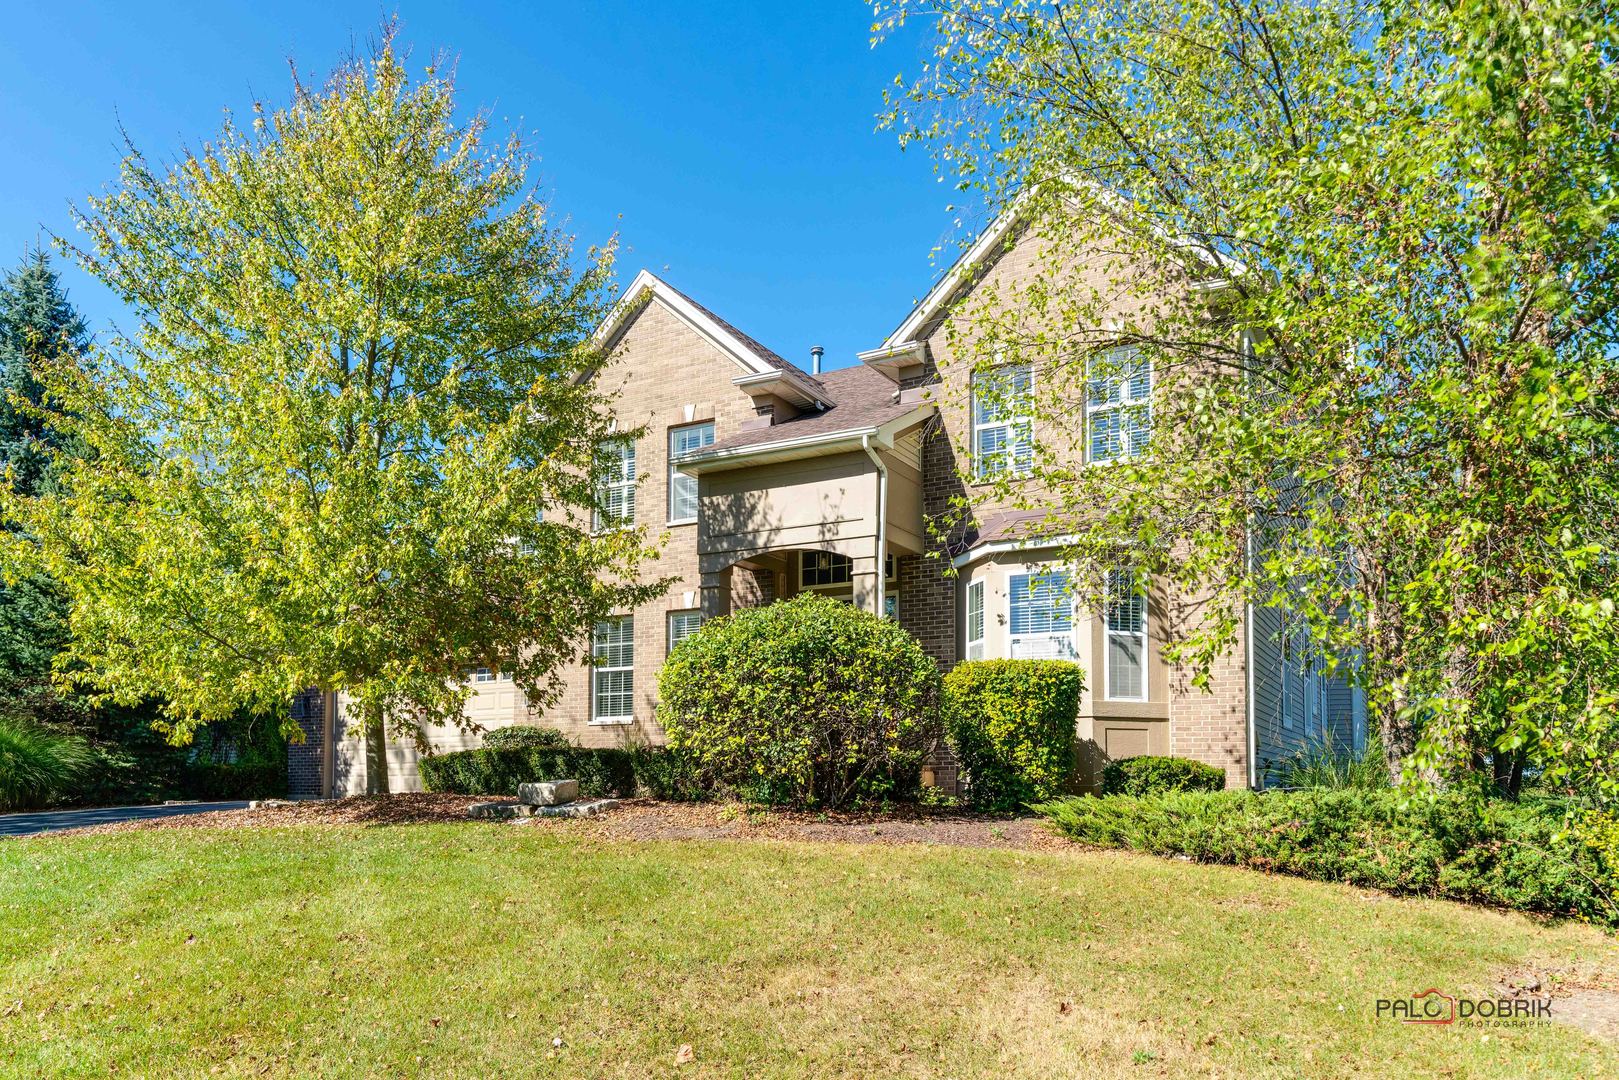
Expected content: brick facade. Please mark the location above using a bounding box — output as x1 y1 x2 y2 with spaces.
294 221 1267 795
287 689 326 800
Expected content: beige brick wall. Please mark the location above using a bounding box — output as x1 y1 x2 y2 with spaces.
527 296 768 748
915 221 1251 789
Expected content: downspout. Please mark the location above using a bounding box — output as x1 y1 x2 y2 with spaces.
1244 523 1258 790
861 433 888 616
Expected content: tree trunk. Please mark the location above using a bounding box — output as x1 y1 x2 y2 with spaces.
364 703 391 796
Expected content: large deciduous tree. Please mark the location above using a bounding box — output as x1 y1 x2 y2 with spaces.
1 31 660 790
876 0 1619 797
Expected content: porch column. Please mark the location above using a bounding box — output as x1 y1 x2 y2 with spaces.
700 565 734 619
850 551 883 615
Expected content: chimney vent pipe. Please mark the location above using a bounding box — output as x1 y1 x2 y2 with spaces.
810 345 824 375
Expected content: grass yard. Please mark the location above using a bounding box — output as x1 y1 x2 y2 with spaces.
1 819 1616 1078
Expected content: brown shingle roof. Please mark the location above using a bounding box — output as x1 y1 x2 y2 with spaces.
698 364 923 455
657 279 826 392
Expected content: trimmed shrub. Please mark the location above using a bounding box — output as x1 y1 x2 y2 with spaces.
183 761 287 801
943 659 1081 811
657 593 942 808
1034 789 1617 927
483 726 571 752
0 716 95 810
1101 755 1226 796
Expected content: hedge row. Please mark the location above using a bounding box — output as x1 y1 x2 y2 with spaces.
1035 788 1617 926
419 742 704 801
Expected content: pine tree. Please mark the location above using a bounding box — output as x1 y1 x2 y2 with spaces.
0 249 87 684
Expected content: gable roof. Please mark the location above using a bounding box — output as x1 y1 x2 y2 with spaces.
594 270 828 402
867 180 1250 361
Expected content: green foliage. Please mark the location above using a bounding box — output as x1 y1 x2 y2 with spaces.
877 0 1619 801
942 659 1080 810
481 726 571 752
1036 790 1617 926
0 250 85 689
0 26 660 771
418 742 690 800
1100 756 1227 797
1265 734 1390 791
0 715 94 810
182 762 287 801
657 594 942 809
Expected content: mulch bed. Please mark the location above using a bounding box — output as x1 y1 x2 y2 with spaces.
45 793 1069 850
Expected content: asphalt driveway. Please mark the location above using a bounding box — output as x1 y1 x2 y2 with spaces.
0 801 250 838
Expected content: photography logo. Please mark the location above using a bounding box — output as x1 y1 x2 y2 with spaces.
1376 988 1550 1028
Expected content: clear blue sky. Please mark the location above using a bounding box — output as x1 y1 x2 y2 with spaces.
0 2 982 372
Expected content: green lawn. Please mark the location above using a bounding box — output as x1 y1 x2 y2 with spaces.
1 823 1615 1078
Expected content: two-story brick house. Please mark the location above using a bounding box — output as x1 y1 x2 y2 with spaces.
288 208 1365 799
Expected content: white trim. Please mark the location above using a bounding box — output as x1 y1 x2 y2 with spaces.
951 534 1082 571
732 369 831 410
667 608 704 652
590 615 635 725
594 269 795 381
1086 348 1152 465
1102 569 1148 702
677 405 935 475
593 437 636 531
971 363 1035 480
965 579 986 660
667 420 714 524
874 176 1249 354
882 198 1028 348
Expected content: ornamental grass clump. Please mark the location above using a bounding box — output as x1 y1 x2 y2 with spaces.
0 715 94 810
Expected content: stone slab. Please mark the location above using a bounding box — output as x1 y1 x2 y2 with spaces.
514 799 621 821
517 779 579 807
467 801 535 820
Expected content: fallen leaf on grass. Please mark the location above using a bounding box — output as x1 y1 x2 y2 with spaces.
675 1044 695 1065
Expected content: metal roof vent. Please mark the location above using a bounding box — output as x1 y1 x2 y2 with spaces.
810 345 824 376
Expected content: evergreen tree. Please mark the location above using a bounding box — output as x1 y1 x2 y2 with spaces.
0 250 86 684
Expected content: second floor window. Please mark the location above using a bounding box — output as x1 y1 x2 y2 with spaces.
594 437 636 530
1088 347 1152 463
972 364 1033 480
668 421 714 523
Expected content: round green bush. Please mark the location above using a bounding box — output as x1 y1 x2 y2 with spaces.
483 725 571 752
0 716 95 810
943 659 1082 811
1100 754 1227 796
656 592 942 808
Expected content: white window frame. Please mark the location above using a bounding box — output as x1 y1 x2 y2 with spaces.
471 667 496 684
1008 569 1076 660
667 609 704 652
971 364 1034 480
667 422 714 525
593 437 636 531
1103 569 1149 702
591 615 635 724
798 551 895 591
965 579 985 660
1087 347 1152 465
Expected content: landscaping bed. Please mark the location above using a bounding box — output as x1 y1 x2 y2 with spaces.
44 793 1058 850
